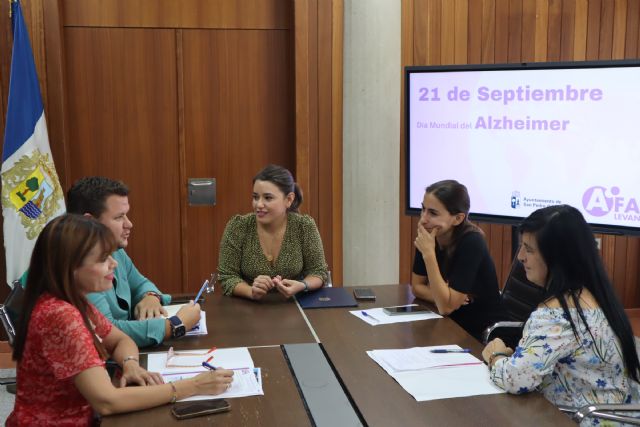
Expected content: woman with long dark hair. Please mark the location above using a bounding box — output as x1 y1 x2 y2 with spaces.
218 164 328 300
482 205 640 418
8 215 233 426
411 179 502 339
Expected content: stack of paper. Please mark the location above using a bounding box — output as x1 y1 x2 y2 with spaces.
350 305 442 325
147 347 264 401
163 304 208 336
367 345 504 401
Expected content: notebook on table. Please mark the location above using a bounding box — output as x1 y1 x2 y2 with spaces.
296 287 358 309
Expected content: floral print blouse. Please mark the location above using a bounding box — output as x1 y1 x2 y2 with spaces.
490 306 639 426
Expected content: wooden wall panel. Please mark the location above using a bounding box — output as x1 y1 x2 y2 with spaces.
62 0 291 29
454 0 469 64
181 29 294 289
293 0 343 283
624 0 639 57
401 0 640 307
481 0 496 63
599 0 615 58
561 1 577 61
508 0 523 62
400 0 415 285
574 0 589 59
535 0 550 61
63 28 183 294
547 0 563 61
586 0 602 60
494 0 509 63
330 0 344 285
522 0 537 61
467 1 483 63
0 0 343 301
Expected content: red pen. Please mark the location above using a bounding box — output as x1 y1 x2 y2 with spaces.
205 355 214 363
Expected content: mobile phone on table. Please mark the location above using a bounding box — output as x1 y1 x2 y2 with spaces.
383 305 432 315
353 288 376 300
171 399 230 420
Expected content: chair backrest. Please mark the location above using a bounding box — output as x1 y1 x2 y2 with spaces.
0 280 25 347
500 259 545 322
483 257 546 347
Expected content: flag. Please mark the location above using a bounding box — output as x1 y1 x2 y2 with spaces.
1 0 65 285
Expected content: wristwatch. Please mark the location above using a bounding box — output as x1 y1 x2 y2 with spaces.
168 316 186 339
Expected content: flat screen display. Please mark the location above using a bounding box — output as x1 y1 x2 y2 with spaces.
406 61 640 235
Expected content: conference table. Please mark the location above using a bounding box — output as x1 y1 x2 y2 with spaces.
103 285 573 426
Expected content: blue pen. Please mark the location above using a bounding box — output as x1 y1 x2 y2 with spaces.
361 311 380 323
194 279 209 303
430 348 471 353
202 360 217 371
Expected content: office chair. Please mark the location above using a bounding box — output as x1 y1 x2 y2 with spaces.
558 403 640 425
482 258 545 348
0 280 24 393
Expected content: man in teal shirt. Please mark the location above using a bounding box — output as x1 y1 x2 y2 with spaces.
67 177 201 347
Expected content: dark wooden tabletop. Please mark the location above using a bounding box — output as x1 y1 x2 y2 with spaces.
101 346 312 427
103 285 575 426
153 288 316 352
303 284 575 427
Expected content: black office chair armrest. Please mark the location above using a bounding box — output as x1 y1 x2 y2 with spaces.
559 403 640 425
481 321 524 345
0 304 16 347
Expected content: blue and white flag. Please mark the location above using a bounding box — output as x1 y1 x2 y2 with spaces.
2 0 65 285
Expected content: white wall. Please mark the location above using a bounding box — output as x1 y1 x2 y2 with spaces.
342 0 401 286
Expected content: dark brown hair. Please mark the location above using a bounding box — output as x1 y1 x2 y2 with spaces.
253 164 303 212
13 214 117 361
425 180 481 265
67 176 129 217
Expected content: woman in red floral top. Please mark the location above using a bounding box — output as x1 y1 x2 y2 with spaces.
7 215 233 426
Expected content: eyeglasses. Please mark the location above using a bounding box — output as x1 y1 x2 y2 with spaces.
165 346 215 368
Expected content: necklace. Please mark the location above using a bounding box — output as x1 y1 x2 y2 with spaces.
258 221 286 266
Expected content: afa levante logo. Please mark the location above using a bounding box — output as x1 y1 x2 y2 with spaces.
582 186 640 221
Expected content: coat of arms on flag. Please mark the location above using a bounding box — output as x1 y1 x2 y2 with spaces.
2 0 65 284
2 150 63 239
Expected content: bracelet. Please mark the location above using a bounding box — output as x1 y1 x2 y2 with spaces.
169 381 178 404
122 355 139 365
146 292 162 303
489 351 510 367
301 280 309 292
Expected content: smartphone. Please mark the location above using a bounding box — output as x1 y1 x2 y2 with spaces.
383 305 432 315
353 288 376 300
171 399 230 420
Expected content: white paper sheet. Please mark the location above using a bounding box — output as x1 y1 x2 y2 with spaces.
369 345 483 372
146 348 263 402
163 304 207 336
350 305 442 325
393 364 504 401
147 347 255 373
367 345 504 401
163 367 264 402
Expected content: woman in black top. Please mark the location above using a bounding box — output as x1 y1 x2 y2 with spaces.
411 180 502 340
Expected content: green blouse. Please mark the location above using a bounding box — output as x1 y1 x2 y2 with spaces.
218 212 328 295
